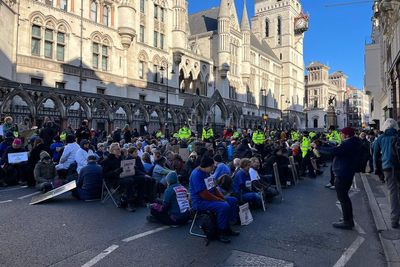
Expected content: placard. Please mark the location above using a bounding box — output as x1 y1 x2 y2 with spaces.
30 180 77 205
178 148 190 161
204 176 216 191
8 152 28 164
120 159 136 178
173 185 190 213
239 203 253 226
0 125 3 136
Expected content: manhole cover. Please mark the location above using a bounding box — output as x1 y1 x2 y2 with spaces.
381 230 400 240
221 250 294 267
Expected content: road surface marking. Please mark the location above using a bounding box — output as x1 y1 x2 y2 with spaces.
122 226 170 242
335 204 366 235
0 200 12 204
333 236 365 267
0 186 28 193
81 244 119 267
18 191 40 200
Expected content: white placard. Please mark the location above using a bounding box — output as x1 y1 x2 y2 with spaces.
0 125 3 136
30 180 77 205
245 180 252 190
204 176 216 191
120 159 136 178
239 203 253 226
8 152 28 164
173 185 190 213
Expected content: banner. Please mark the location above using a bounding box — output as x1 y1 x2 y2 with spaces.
8 152 28 164
239 203 253 226
120 159 136 178
30 180 77 205
173 185 190 213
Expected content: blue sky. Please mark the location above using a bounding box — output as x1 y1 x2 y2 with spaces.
188 0 373 89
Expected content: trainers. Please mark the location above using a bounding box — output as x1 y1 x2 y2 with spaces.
217 233 231 244
329 185 335 190
325 183 333 188
332 221 354 230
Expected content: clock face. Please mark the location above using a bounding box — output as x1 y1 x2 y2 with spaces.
295 18 307 29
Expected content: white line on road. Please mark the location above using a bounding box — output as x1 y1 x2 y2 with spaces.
18 192 40 200
0 200 12 204
122 225 170 242
81 244 119 267
0 186 28 193
333 236 365 267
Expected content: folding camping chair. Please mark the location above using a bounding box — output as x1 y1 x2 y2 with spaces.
189 210 207 238
101 180 121 207
289 156 299 185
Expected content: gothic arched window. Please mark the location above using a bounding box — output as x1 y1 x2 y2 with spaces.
265 19 269 37
277 16 282 45
91 1 98 22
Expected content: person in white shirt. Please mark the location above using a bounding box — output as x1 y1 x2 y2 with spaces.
75 139 95 174
56 135 80 171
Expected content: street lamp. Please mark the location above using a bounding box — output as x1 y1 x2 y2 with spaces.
260 89 267 126
160 64 175 137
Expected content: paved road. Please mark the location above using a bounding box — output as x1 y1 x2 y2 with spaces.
0 167 386 267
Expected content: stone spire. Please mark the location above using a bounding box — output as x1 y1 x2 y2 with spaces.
241 0 250 31
218 0 230 18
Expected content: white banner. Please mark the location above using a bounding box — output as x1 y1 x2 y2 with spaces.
8 152 28 164
239 203 253 226
173 185 190 213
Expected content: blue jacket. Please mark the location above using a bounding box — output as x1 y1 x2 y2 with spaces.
319 136 362 179
77 162 103 200
374 128 399 170
232 169 251 195
163 183 190 220
213 163 231 181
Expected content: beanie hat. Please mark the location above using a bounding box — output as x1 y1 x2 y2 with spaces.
341 127 355 137
200 156 215 168
66 134 76 144
213 154 223 163
166 171 178 185
12 138 22 146
40 151 51 161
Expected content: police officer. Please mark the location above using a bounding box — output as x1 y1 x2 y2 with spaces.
252 126 265 156
202 123 214 143
300 132 316 178
178 123 191 140
318 127 362 230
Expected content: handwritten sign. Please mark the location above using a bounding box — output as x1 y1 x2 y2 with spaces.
120 159 136 178
173 185 190 213
239 203 253 226
8 152 28 164
30 180 77 205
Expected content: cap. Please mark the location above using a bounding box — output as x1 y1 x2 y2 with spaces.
12 138 22 146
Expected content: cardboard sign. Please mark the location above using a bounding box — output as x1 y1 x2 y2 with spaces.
120 159 136 178
173 185 190 213
8 152 28 164
204 176 216 191
239 203 253 226
30 180 77 205
178 148 190 161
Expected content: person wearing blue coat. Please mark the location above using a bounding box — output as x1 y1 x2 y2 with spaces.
74 155 103 201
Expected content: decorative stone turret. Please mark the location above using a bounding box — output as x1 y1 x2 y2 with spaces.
241 0 251 80
172 0 189 49
218 0 230 79
118 0 136 49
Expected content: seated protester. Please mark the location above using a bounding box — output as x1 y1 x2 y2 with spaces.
126 147 150 206
165 151 175 170
249 157 278 201
75 139 95 174
235 139 253 159
1 138 29 186
101 143 136 212
172 154 189 186
95 143 108 164
142 152 154 175
229 158 241 177
189 156 239 243
152 156 173 186
151 148 162 164
147 172 191 225
213 155 231 181
34 151 58 193
56 134 80 174
28 138 51 184
276 148 292 186
73 155 103 200
232 158 262 208
0 131 14 161
50 136 64 163
184 152 198 178
136 142 144 158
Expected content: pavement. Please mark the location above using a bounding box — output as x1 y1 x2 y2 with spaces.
0 166 386 267
361 172 400 267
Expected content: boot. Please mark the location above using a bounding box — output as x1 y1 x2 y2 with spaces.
332 221 354 230
217 230 231 244
226 227 240 236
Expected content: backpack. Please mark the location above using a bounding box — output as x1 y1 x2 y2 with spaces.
391 134 400 169
197 212 218 246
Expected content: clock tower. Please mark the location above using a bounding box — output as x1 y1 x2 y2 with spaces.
252 0 308 114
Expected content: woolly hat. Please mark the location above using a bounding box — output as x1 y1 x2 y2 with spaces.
213 154 223 163
166 171 178 185
200 156 215 168
341 127 355 137
12 138 22 146
40 151 51 161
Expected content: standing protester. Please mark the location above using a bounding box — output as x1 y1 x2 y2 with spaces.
318 127 361 230
75 120 90 144
359 132 371 173
373 118 400 228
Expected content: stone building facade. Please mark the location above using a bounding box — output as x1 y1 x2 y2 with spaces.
0 0 308 134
